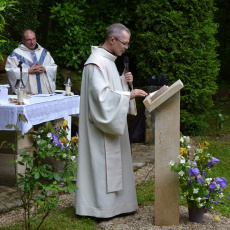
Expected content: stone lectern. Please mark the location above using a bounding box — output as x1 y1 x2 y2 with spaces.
143 79 184 226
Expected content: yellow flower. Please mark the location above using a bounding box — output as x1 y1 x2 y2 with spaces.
60 137 67 144
71 135 78 144
200 142 210 149
180 147 188 156
62 120 68 129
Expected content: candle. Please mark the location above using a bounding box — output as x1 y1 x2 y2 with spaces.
66 85 71 96
17 89 24 104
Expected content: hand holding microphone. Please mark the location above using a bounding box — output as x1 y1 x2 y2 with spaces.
123 56 133 91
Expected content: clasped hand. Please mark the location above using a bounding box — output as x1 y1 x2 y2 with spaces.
28 63 46 74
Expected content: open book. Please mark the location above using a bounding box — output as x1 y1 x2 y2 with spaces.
143 85 169 111
143 80 184 112
144 85 168 102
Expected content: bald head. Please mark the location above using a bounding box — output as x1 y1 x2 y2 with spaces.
22 29 37 50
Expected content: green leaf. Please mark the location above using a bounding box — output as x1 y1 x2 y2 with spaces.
53 173 61 181
34 172 40 179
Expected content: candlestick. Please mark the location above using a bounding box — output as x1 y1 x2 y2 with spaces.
66 85 71 96
17 89 24 105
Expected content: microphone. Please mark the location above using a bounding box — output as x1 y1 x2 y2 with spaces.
123 56 132 91
123 56 129 73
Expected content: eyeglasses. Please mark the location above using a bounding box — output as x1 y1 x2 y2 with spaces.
113 37 129 48
25 38 36 42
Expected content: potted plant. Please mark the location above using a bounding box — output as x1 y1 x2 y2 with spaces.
169 135 228 223
32 120 78 180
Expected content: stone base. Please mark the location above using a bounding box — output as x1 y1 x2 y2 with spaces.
0 153 16 186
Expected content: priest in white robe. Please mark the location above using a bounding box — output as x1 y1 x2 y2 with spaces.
74 23 148 218
5 29 57 94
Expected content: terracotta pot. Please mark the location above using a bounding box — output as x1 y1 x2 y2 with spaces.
188 206 205 223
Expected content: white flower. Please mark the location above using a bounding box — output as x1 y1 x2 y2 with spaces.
219 193 224 198
184 136 190 144
178 170 185 176
63 153 67 158
196 197 202 202
205 178 212 184
180 158 185 164
196 149 203 153
193 188 199 194
189 196 194 200
47 133 52 138
187 145 191 149
37 140 41 145
37 135 41 139
48 144 52 148
216 184 220 189
168 160 175 166
180 137 184 143
192 162 197 167
71 156 76 161
195 156 199 161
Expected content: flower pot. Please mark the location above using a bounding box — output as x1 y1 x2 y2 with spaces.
188 206 205 223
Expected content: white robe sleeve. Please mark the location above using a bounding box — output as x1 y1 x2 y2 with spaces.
43 52 57 93
120 73 137 116
87 65 130 136
5 55 29 94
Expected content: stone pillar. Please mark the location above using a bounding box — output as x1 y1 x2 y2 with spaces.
143 79 183 226
0 129 34 186
154 92 180 226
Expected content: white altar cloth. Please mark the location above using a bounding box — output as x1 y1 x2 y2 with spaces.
0 94 80 134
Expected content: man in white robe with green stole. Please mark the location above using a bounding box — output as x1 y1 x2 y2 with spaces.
75 23 148 218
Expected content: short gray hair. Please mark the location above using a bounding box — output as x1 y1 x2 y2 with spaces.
105 23 131 40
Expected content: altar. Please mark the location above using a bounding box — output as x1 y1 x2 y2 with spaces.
0 93 80 186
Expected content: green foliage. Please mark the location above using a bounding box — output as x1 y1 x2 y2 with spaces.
48 0 137 75
3 0 42 41
0 38 18 55
204 109 229 136
6 117 77 230
134 0 220 134
195 137 230 217
0 0 17 60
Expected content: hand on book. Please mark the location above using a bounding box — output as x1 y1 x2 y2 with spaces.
130 89 148 100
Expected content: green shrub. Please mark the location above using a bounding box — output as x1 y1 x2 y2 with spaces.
133 0 220 134
48 0 137 75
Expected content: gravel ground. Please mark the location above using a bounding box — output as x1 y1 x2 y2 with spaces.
1 163 230 229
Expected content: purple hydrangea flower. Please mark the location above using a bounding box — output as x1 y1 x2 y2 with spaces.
203 170 207 177
188 167 200 177
207 157 220 168
198 176 205 184
213 200 219 205
209 183 216 191
229 194 230 200
215 177 227 188
52 133 64 149
54 126 60 132
204 208 209 213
